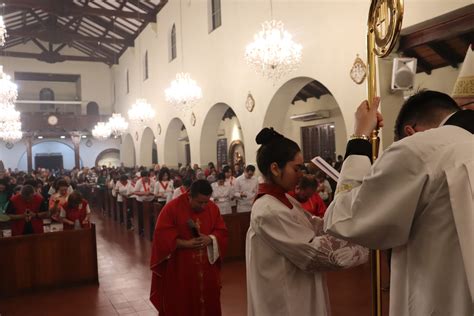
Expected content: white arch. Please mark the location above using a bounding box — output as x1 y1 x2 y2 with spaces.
139 127 155 167
199 103 244 166
121 133 136 167
17 140 83 170
263 76 348 158
163 117 189 168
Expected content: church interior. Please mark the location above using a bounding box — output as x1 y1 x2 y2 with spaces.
0 0 472 315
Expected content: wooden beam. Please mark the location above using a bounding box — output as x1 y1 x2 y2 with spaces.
31 38 48 52
3 0 156 22
428 42 463 68
399 4 474 51
8 28 134 46
0 50 114 64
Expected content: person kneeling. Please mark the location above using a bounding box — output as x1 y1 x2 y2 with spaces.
60 191 91 230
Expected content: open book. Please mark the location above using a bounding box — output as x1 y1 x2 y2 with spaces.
311 156 340 182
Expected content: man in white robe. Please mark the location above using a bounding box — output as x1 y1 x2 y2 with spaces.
324 91 474 316
234 165 258 213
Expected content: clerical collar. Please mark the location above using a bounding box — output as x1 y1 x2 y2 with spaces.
255 183 293 209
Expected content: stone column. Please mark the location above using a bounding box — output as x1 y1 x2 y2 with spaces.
70 132 81 169
24 135 33 173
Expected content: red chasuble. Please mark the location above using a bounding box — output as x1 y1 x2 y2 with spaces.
150 193 228 316
9 194 44 236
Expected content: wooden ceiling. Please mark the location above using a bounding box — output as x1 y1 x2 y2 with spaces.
292 80 331 104
398 4 473 74
0 0 168 65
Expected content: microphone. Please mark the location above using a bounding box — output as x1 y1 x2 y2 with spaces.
187 219 200 238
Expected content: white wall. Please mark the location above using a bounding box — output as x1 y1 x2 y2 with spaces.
111 0 469 167
97 151 121 168
282 95 347 158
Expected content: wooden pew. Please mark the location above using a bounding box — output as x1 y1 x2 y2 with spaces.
0 224 99 297
142 201 153 241
222 212 251 260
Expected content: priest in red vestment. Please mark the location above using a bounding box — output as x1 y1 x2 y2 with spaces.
288 175 327 217
150 179 228 316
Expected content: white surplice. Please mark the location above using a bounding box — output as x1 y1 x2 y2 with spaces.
211 182 233 215
324 125 474 316
246 194 368 316
234 174 258 213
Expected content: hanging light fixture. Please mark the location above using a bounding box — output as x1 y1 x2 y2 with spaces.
0 16 7 47
0 66 22 143
107 113 129 137
165 72 202 111
128 99 155 124
165 0 202 112
92 122 111 140
245 1 302 81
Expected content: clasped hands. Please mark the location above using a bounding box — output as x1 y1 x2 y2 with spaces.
178 234 212 249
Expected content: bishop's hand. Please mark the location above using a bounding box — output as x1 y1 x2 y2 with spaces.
354 97 384 137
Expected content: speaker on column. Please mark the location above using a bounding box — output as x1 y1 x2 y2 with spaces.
391 57 417 91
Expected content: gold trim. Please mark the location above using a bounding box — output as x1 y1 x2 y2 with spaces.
452 76 474 97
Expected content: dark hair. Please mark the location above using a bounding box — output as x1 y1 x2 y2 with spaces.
245 165 256 172
158 167 171 181
20 184 35 198
222 166 231 173
119 174 128 182
140 170 150 177
217 172 226 181
298 175 317 190
189 179 213 197
395 90 459 140
24 179 38 187
256 128 300 179
55 179 69 190
67 191 83 208
182 177 192 188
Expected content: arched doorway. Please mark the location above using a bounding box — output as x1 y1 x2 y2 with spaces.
121 134 136 167
86 101 99 115
17 141 82 170
95 148 120 167
264 77 347 162
200 103 244 170
164 118 190 168
139 127 156 168
228 140 245 171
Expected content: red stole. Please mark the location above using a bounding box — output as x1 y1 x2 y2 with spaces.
10 194 44 236
180 186 187 194
159 181 169 191
150 193 228 316
255 183 294 209
142 179 150 192
63 199 88 229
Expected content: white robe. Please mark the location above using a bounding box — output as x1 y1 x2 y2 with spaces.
211 183 233 215
324 125 474 316
247 193 368 316
234 174 258 213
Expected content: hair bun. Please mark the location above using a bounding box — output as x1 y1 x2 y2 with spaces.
255 127 283 145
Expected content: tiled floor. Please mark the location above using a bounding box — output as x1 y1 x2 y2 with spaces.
0 212 247 316
0 209 385 316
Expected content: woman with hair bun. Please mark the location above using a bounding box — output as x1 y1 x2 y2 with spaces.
246 127 368 316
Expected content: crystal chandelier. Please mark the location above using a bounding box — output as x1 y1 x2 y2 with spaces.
0 66 18 105
165 72 202 111
0 66 22 143
0 16 7 47
107 113 129 137
128 99 155 124
92 122 111 140
245 20 302 81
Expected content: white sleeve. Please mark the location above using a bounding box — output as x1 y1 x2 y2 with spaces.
324 143 429 250
207 234 220 264
253 206 368 272
85 203 91 214
233 180 241 198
